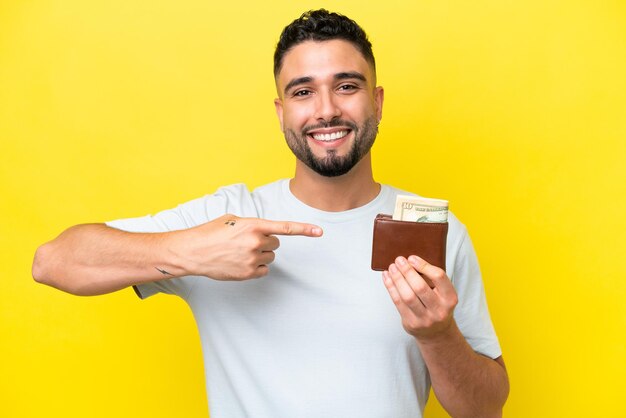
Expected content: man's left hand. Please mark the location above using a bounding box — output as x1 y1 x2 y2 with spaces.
383 255 459 341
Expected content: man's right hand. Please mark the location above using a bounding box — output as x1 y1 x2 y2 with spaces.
32 215 323 296
165 214 323 280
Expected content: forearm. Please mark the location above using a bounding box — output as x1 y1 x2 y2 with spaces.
32 224 184 296
417 321 509 418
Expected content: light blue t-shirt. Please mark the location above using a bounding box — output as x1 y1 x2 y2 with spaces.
107 179 501 418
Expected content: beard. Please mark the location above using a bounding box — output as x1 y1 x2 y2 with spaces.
284 116 378 177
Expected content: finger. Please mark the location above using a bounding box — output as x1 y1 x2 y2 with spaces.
407 255 454 297
258 235 280 252
252 264 270 278
383 270 423 321
256 219 323 237
394 256 439 309
257 251 276 266
387 262 427 311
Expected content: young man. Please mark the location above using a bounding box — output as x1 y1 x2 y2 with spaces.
33 9 509 418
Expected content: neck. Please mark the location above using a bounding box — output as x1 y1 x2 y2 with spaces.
289 153 380 212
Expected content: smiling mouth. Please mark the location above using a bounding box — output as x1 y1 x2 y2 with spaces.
309 130 350 142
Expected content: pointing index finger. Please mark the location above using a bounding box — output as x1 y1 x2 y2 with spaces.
257 219 323 237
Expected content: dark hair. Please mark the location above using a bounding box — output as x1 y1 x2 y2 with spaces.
274 9 375 78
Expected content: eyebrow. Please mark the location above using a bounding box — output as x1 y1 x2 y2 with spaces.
335 71 367 82
284 76 313 95
283 71 368 95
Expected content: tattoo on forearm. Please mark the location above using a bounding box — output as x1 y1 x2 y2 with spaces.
155 267 173 276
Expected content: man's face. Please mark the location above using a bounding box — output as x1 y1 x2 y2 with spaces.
274 40 384 177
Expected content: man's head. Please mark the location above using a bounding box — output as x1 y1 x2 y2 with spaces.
274 10 383 178
274 9 376 81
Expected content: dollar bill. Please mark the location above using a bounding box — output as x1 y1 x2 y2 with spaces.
392 194 448 222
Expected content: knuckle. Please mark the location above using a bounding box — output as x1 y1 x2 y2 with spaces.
244 266 258 278
418 316 433 328
221 213 237 221
433 311 447 323
403 293 418 306
281 222 293 235
403 319 419 333
413 280 429 294
247 236 263 250
254 266 269 278
390 293 402 304
243 253 258 267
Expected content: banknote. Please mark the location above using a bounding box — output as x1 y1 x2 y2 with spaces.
392 194 448 222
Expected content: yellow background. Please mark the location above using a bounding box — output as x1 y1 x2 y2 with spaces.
1 0 625 417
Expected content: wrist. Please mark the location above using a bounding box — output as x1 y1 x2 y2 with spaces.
413 319 462 347
156 230 190 277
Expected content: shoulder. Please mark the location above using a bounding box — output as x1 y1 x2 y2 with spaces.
178 181 287 220
250 179 286 197
249 179 289 217
106 183 260 232
171 183 254 220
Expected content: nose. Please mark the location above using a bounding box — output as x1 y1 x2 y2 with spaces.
314 90 341 122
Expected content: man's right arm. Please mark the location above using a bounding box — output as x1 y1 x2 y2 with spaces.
32 214 323 296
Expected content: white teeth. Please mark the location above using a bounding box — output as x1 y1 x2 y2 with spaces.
312 130 348 141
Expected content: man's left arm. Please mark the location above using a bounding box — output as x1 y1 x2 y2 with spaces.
383 255 509 418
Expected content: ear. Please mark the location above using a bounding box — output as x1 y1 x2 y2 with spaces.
274 98 284 132
374 86 384 122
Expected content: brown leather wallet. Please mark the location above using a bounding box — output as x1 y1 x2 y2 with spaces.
371 214 448 283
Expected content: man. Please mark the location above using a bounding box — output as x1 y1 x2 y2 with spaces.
33 9 509 418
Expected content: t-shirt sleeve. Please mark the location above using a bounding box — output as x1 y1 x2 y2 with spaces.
449 225 502 359
105 183 255 299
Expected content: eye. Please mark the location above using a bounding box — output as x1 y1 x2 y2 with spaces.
293 89 312 97
338 84 359 93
